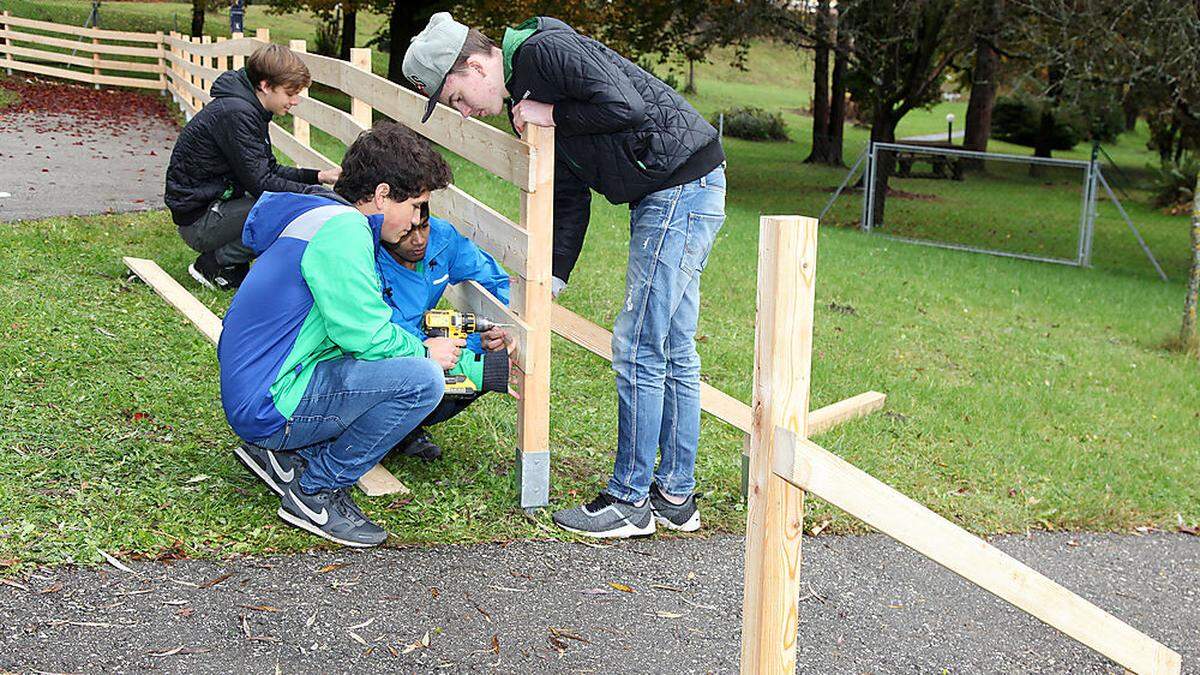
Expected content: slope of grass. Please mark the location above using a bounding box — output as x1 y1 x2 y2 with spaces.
0 5 1196 568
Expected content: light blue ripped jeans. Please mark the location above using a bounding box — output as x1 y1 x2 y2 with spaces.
607 165 726 503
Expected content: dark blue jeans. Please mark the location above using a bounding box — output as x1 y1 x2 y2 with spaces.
254 356 445 493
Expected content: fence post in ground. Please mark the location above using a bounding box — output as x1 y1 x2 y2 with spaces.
231 32 244 70
188 35 200 110
156 31 165 93
2 12 12 76
349 47 372 131
255 28 269 43
91 33 101 90
200 34 212 97
215 36 227 74
740 215 818 672
513 124 555 509
288 39 310 148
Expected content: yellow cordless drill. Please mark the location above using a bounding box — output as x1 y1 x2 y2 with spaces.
422 309 511 397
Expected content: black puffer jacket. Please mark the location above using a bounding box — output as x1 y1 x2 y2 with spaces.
164 68 319 226
507 18 725 283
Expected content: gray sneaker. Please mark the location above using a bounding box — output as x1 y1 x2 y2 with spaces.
234 443 303 496
552 492 655 539
277 486 387 548
648 482 701 532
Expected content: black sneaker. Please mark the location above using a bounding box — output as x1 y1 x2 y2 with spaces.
233 443 304 496
188 251 248 291
278 486 387 548
552 492 655 539
396 428 442 462
649 482 701 532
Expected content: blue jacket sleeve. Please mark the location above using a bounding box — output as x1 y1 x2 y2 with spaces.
440 218 510 353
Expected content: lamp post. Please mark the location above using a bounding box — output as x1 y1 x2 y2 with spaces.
946 113 956 144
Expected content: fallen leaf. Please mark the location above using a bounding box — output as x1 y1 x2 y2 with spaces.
176 607 195 617
579 588 612 596
349 631 367 646
186 475 210 484
490 634 500 655
654 611 685 619
238 604 280 613
318 563 349 573
98 550 134 574
198 573 233 589
0 578 29 592
347 618 375 631
608 582 635 593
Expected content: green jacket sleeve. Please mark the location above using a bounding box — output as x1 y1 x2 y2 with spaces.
447 347 509 392
300 214 427 360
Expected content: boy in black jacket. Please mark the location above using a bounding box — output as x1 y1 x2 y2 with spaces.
404 13 726 538
164 43 340 290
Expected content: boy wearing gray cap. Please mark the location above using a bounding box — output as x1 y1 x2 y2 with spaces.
404 13 726 539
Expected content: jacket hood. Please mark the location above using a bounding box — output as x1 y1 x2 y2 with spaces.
243 189 380 255
534 17 573 33
210 69 270 120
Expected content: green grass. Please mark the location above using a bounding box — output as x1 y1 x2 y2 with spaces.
0 5 1197 568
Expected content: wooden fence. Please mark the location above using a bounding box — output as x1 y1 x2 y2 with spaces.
4 14 1183 673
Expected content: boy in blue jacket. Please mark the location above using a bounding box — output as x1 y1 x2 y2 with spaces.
376 203 511 461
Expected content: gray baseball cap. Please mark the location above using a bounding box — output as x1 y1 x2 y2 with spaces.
403 12 469 123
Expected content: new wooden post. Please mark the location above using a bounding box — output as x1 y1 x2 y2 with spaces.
156 31 165 92
513 124 555 509
349 47 372 130
2 11 12 76
231 31 244 70
255 28 269 43
200 35 212 97
288 39 310 147
188 36 199 110
91 34 100 90
741 215 819 672
215 36 227 74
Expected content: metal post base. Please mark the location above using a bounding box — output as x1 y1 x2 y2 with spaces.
515 448 550 509
741 452 750 506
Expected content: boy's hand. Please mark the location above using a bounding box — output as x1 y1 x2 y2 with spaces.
511 99 554 135
480 326 509 352
317 167 342 184
424 336 465 370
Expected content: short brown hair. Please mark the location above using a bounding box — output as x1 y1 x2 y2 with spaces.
246 43 311 93
334 121 452 204
450 28 497 74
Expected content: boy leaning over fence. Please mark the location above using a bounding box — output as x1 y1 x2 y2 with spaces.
164 43 340 291
218 122 472 548
405 13 726 538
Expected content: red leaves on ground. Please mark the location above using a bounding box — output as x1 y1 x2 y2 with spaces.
0 76 177 134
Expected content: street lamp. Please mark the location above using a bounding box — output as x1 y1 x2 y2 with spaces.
946 113 956 144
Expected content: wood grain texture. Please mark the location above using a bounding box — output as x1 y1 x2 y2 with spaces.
740 215 818 673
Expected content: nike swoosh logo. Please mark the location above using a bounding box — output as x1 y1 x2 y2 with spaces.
268 452 294 482
291 492 329 525
432 274 449 285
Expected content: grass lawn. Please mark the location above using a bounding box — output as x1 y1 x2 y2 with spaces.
0 4 1197 568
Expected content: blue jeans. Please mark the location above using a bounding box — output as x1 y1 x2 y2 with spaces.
607 165 726 503
254 356 445 493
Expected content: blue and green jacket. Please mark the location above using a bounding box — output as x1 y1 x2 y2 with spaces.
217 191 502 442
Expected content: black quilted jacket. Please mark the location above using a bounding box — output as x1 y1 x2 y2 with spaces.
164 69 319 227
508 18 725 282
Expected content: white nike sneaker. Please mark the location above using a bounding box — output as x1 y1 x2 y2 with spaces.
233 443 303 496
278 486 388 548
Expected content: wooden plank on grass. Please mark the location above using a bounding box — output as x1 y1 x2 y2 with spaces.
123 256 223 344
122 257 409 497
548 303 885 437
771 429 1182 675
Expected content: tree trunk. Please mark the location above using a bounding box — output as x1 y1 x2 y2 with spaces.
1182 176 1200 353
868 108 900 227
190 0 204 38
805 0 833 164
1122 94 1139 132
1033 107 1055 159
826 26 848 167
340 8 356 62
963 0 1002 155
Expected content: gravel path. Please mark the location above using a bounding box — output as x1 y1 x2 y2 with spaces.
1 532 1194 673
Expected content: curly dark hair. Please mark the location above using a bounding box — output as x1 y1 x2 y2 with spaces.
334 121 452 204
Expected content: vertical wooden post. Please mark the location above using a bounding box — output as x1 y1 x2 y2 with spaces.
215 36 227 74
200 35 212 104
349 47 372 130
91 34 101 90
513 124 555 509
255 28 269 43
740 215 819 673
288 39 310 147
156 31 165 93
2 11 13 76
188 36 199 111
231 32 244 70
